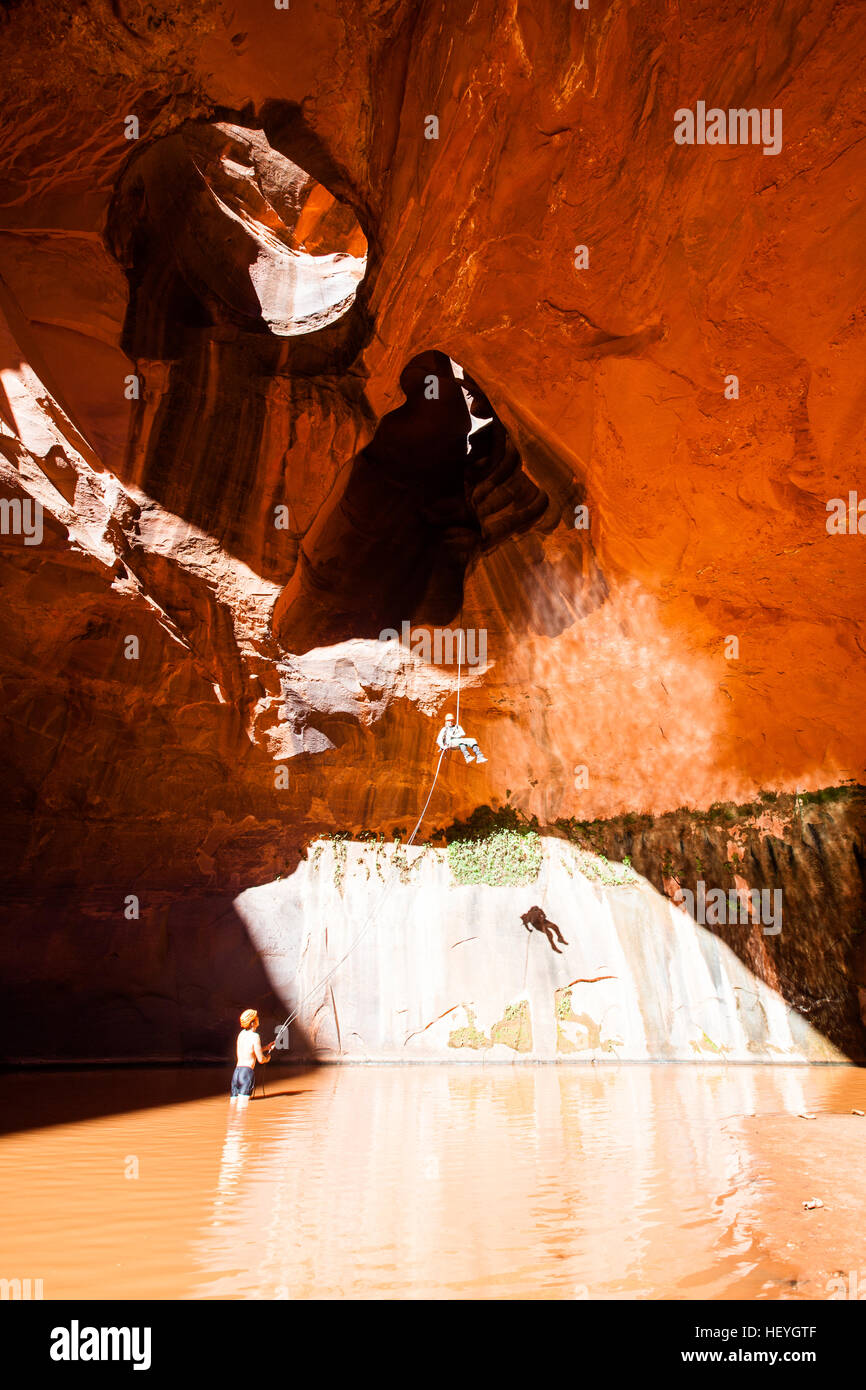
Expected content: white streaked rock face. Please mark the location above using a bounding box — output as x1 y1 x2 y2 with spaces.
235 839 844 1063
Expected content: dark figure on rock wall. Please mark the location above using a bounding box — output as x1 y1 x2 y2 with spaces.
521 906 568 954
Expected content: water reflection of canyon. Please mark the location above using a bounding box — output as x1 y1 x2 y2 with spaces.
2 1064 866 1300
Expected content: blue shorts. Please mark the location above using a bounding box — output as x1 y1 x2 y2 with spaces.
230 1065 255 1097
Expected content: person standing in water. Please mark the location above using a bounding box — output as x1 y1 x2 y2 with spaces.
230 1008 271 1105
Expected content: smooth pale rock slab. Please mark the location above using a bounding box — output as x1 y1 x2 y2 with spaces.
235 840 843 1063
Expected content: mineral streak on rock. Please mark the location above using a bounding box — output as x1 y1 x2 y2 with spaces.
0 1 864 1059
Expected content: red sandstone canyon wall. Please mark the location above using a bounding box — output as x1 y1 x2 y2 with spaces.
0 0 864 1057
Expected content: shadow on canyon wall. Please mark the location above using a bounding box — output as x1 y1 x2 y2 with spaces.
521 905 569 954
273 348 594 650
545 787 866 1063
0 888 318 1136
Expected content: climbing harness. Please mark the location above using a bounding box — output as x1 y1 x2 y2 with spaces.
269 628 467 1048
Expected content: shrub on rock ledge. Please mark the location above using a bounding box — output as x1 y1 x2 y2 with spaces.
447 827 543 887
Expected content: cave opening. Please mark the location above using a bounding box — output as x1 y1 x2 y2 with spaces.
105 112 370 570
110 115 368 353
274 349 550 655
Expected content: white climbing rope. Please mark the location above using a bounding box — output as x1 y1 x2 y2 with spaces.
270 626 466 1046
521 830 555 989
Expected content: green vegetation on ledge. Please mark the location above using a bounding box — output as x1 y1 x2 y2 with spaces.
444 805 543 887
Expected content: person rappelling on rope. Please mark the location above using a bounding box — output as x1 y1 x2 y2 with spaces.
267 698 487 1051
230 1008 272 1106
436 712 487 764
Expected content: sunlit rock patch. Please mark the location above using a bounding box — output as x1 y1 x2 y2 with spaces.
110 119 367 340
232 835 852 1064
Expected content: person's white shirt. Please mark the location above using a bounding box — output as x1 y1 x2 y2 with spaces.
436 723 466 750
236 1029 265 1067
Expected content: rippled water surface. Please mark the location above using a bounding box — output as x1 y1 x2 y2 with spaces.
1 1064 865 1299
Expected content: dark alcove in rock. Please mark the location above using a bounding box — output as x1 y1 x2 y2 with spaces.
274 349 550 652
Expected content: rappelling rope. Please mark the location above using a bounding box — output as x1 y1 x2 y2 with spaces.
409 626 463 839
521 823 554 990
270 628 466 1046
521 928 531 991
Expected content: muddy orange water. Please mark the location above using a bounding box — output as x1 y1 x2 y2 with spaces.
1 1064 865 1300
